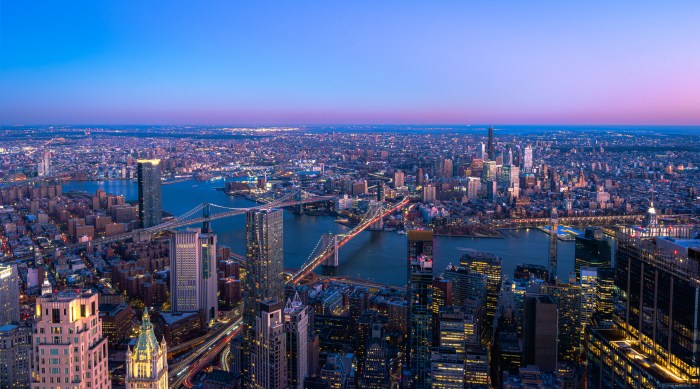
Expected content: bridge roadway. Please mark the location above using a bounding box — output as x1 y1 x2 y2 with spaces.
288 196 410 285
492 213 692 228
63 193 332 251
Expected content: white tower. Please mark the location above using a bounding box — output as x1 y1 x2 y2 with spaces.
126 309 168 389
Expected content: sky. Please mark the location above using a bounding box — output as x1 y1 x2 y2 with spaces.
1 1 699 126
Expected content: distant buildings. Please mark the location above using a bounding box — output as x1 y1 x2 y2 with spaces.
137 159 162 228
32 290 111 389
125 309 168 389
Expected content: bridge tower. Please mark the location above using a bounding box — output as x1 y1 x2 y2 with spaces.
322 233 339 275
202 202 212 233
293 190 304 215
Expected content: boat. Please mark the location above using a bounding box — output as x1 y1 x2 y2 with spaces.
397 230 406 235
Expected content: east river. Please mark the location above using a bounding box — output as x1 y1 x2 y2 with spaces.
63 180 574 286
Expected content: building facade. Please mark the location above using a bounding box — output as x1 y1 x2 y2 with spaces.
32 290 111 389
169 231 218 323
125 309 168 389
137 159 162 228
0 264 20 325
407 230 434 389
251 300 287 389
0 323 32 389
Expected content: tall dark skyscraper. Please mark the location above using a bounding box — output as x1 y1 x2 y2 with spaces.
242 208 285 386
407 230 434 389
587 223 700 388
137 159 162 228
487 127 494 160
574 227 613 281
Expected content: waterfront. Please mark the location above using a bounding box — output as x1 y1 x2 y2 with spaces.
64 180 575 286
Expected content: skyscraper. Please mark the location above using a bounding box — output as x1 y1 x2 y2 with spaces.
460 251 502 329
360 323 389 389
393 170 404 188
407 230 433 389
32 290 111 389
0 323 31 389
587 224 700 387
125 309 168 389
548 208 558 283
523 295 558 372
523 145 533 173
243 209 284 385
37 151 51 177
284 293 308 389
0 264 20 324
169 231 218 323
487 127 494 161
137 159 162 228
251 300 287 389
574 227 612 281
545 282 582 363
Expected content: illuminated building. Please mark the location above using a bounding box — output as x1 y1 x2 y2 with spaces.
438 306 479 356
545 282 582 363
431 278 453 315
407 230 433 389
284 293 309 389
460 251 502 329
169 231 218 323
574 227 612 281
137 159 162 228
523 145 533 173
0 264 20 325
588 223 700 387
0 323 31 389
464 345 490 386
430 347 464 389
393 170 404 188
31 290 111 389
580 267 598 335
251 300 287 389
125 309 168 389
360 323 389 389
243 209 284 386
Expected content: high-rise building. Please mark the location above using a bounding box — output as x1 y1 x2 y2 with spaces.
32 290 111 389
125 309 168 389
579 267 598 336
545 282 582 364
442 158 453 178
430 347 464 389
284 293 308 389
407 230 433 389
393 171 404 188
137 159 162 228
37 151 51 177
523 145 533 173
430 278 453 315
169 231 218 323
487 127 494 161
587 224 700 387
548 208 558 283
251 300 287 389
460 251 502 329
523 295 558 372
0 323 31 389
574 228 612 281
438 306 479 356
243 209 284 385
442 265 486 308
0 264 20 324
360 323 389 389
477 143 486 160
421 184 436 203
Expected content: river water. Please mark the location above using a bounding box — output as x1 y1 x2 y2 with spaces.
63 180 574 286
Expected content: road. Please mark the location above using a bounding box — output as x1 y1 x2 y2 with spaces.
169 316 241 388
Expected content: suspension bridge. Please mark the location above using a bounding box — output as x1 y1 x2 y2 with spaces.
287 197 410 285
63 189 333 251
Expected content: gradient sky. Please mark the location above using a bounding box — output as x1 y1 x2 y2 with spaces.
1 1 699 125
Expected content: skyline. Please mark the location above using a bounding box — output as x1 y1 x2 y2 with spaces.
2 1 700 125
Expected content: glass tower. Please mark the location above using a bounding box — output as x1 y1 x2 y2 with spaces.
407 230 434 389
137 159 162 228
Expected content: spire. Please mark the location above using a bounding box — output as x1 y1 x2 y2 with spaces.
292 291 302 307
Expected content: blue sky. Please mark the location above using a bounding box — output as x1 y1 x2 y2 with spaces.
1 1 699 125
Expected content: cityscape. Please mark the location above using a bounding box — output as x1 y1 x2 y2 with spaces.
1 2 700 389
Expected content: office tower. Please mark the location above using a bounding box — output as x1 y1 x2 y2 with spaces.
416 167 424 185
482 160 497 181
438 306 478 356
579 267 598 335
320 354 350 389
32 290 111 389
442 158 453 178
0 264 20 324
523 295 558 372
477 143 486 160
125 309 168 389
393 171 404 188
430 278 453 315
430 347 464 389
545 282 582 363
137 159 162 227
487 127 494 160
421 184 436 203
360 323 390 389
0 323 31 389
407 230 433 389
574 227 612 281
284 293 309 389
37 151 51 177
442 265 487 308
460 251 502 328
243 209 284 385
169 231 218 323
548 208 558 283
594 267 615 324
523 145 533 173
251 300 287 389
464 345 490 386
587 224 700 387
466 177 481 199
505 146 513 166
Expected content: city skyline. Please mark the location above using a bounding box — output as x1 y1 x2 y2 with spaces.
2 1 700 125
